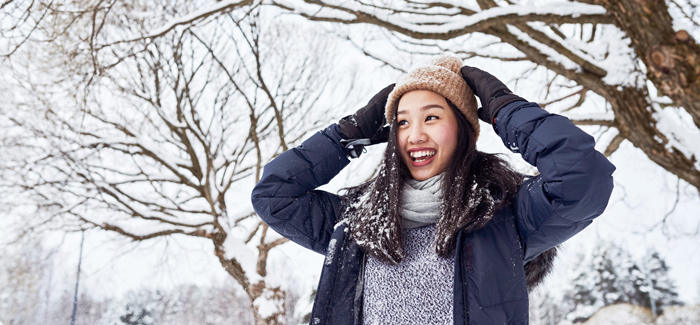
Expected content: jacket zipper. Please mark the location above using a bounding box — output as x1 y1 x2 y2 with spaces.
353 250 367 325
459 230 469 325
322 233 347 325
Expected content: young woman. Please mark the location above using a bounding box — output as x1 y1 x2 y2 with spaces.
251 56 615 324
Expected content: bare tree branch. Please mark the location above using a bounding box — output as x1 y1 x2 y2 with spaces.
604 133 625 157
571 119 617 127
97 0 258 48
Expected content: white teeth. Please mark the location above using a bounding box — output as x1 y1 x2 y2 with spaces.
409 150 436 158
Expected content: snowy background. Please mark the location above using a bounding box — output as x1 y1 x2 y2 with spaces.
1 0 700 324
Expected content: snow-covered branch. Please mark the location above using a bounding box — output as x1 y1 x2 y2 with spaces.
268 0 612 40
99 0 258 48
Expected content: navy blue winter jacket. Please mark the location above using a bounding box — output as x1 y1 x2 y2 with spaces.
251 101 615 324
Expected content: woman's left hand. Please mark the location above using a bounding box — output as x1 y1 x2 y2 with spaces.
460 66 526 125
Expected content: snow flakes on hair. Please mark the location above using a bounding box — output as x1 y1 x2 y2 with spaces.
346 168 406 265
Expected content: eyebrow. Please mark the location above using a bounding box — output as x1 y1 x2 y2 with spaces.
397 104 444 116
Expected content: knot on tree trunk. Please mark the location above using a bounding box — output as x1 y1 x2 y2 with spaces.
650 46 673 74
676 30 691 43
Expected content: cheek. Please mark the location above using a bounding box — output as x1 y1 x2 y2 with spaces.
436 123 459 158
397 130 406 148
396 131 409 160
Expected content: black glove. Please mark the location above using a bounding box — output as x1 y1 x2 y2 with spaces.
460 66 526 125
338 84 395 158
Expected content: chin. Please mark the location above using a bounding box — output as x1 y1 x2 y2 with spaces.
410 170 436 181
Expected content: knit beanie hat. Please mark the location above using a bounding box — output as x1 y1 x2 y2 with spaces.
385 55 480 139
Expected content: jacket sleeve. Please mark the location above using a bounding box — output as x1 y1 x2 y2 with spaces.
250 123 351 255
493 101 616 263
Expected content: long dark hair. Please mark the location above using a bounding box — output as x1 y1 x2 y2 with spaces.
339 99 523 264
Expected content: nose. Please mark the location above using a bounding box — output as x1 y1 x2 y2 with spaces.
408 124 428 145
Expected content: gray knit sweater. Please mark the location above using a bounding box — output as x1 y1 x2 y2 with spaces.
362 224 455 325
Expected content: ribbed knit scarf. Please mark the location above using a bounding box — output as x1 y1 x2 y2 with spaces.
399 173 444 229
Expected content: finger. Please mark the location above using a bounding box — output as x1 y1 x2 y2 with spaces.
371 83 397 106
381 83 396 95
371 126 391 144
460 65 482 76
477 107 490 123
460 66 480 92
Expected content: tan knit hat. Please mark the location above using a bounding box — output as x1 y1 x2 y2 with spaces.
386 55 479 139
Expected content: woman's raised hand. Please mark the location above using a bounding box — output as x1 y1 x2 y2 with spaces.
338 83 395 158
460 66 526 125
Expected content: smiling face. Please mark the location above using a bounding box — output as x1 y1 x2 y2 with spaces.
396 90 459 181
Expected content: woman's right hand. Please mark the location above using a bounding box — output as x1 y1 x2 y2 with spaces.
338 83 395 158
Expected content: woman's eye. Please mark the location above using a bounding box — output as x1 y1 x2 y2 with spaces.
398 120 407 126
426 115 439 121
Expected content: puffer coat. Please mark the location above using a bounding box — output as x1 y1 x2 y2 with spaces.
251 101 616 324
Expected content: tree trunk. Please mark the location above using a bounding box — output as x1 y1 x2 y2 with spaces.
212 233 287 325
596 0 700 128
607 85 700 187
476 0 700 192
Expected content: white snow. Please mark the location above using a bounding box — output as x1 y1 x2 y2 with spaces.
324 238 337 265
139 0 253 41
333 218 349 231
6 1 700 323
270 0 357 21
265 1 607 36
253 288 284 319
222 234 263 283
507 25 581 72
559 303 700 324
578 304 653 324
649 79 700 171
655 305 700 324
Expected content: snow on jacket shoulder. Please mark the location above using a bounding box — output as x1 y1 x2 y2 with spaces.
494 101 616 262
251 123 350 255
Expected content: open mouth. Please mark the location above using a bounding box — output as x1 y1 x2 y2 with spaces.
409 150 437 162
